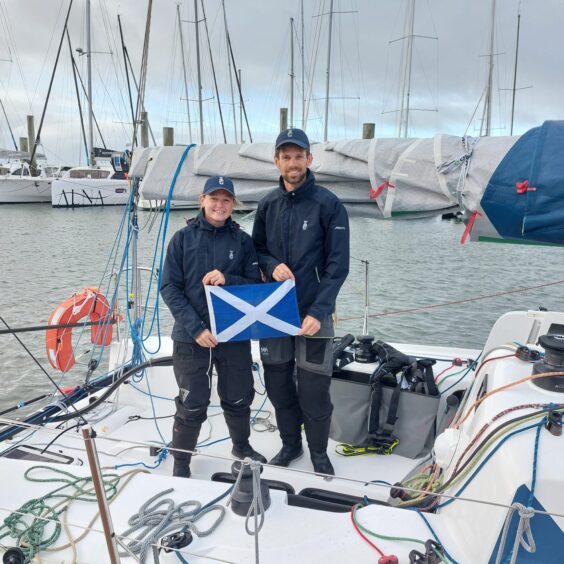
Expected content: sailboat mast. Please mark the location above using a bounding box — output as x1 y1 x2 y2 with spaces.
301 0 305 127
323 0 334 142
194 0 204 144
290 18 295 127
510 7 521 135
222 0 237 142
86 0 95 165
177 3 193 143
483 0 496 137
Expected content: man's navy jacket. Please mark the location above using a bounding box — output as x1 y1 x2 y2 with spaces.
252 170 350 321
161 213 260 342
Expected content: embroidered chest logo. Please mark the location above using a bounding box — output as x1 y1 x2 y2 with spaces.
302 220 309 231
229 250 234 260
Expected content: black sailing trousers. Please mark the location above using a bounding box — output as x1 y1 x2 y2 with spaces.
260 315 335 453
172 340 255 462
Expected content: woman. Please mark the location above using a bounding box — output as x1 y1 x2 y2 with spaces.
161 175 266 478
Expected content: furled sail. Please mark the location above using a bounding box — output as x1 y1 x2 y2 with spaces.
131 123 562 226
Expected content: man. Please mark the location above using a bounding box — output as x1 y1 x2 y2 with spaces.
252 128 350 475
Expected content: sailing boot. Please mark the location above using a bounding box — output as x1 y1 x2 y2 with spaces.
310 451 335 476
171 420 201 478
224 412 267 463
268 442 304 467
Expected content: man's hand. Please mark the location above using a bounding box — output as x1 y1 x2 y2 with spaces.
299 315 321 336
202 270 225 286
272 263 295 281
195 329 218 348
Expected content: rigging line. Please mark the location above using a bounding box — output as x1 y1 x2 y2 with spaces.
29 0 74 168
0 315 89 427
200 0 227 143
338 277 564 322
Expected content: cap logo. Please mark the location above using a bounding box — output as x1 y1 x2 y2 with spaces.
229 250 234 260
219 176 224 185
288 129 293 138
302 220 308 231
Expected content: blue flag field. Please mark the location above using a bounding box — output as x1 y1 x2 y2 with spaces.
204 280 301 342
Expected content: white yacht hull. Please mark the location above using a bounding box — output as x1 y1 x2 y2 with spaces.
0 177 53 203
51 178 129 207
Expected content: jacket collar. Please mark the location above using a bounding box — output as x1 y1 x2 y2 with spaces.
278 169 315 200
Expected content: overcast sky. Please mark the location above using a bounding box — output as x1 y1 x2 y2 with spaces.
0 0 562 165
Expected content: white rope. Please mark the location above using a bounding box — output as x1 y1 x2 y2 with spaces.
494 502 536 564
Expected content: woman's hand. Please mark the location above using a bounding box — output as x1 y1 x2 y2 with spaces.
195 329 218 348
202 270 225 286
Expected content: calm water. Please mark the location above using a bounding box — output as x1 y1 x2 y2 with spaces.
2 204 564 411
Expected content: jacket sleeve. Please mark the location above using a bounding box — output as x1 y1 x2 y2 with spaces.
224 234 262 285
307 200 350 320
252 201 280 279
160 231 207 338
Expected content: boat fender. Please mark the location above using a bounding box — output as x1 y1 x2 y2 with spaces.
432 428 461 469
45 287 113 372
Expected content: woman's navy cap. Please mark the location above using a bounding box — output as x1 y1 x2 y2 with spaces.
275 128 310 151
203 175 235 196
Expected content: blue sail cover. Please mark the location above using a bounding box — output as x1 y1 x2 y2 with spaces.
481 120 564 244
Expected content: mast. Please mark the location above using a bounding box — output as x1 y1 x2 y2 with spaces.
86 0 95 165
200 0 227 144
118 14 137 147
301 0 305 127
290 18 295 127
510 6 521 135
194 0 204 144
177 3 193 143
323 0 334 142
482 0 496 137
398 0 416 137
239 69 243 142
222 0 237 142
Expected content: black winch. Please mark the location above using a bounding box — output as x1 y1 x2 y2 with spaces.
229 461 271 517
532 334 564 392
355 334 376 363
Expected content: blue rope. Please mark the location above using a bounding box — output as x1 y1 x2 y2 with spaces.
411 509 459 564
528 416 544 506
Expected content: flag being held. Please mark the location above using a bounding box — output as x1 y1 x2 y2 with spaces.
205 280 301 342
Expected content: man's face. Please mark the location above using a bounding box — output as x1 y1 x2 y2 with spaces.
274 145 313 190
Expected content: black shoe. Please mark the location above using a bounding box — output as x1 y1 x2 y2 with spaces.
268 443 304 467
173 460 191 478
310 451 335 476
232 443 267 464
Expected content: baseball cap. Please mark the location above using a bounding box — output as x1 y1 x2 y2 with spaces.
203 175 235 196
275 128 310 151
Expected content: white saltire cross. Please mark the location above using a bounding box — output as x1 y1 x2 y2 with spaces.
204 279 301 342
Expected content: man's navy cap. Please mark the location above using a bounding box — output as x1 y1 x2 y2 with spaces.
203 175 235 196
275 128 310 151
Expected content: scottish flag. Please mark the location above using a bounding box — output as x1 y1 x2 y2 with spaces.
205 280 301 342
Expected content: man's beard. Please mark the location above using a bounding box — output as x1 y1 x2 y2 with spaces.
282 170 307 187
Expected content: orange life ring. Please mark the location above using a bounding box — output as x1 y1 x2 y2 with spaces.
46 287 113 372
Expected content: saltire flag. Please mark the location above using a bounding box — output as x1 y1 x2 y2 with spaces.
204 280 301 342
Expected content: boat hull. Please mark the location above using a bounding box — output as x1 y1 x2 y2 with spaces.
51 178 129 207
0 177 53 203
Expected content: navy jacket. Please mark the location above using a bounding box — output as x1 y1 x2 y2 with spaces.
252 170 349 320
161 213 260 342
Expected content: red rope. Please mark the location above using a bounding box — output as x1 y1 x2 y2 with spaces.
338 278 564 322
350 504 385 556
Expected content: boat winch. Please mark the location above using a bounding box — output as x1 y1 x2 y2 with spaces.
532 334 564 392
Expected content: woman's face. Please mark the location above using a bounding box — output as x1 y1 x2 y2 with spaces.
200 190 235 227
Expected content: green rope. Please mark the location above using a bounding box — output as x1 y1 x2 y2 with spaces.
0 465 121 563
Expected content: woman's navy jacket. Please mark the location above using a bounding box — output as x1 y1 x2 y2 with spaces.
252 170 350 321
161 213 260 342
